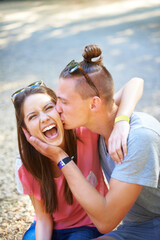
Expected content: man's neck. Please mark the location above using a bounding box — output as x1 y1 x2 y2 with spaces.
86 103 118 142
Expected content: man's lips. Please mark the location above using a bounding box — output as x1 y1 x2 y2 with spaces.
60 118 65 124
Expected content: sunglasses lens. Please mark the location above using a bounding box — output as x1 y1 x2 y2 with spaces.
11 88 25 100
66 60 75 67
28 81 43 88
69 64 79 73
11 81 44 102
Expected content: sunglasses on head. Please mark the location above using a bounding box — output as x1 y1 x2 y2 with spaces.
67 60 99 97
11 80 46 103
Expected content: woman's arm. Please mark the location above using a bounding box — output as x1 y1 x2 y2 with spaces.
30 195 53 240
108 77 144 163
114 77 144 115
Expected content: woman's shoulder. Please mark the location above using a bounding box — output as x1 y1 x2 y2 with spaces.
15 155 40 197
15 154 23 171
15 155 31 181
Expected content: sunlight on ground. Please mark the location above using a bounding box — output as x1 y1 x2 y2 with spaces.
0 0 160 48
44 9 160 38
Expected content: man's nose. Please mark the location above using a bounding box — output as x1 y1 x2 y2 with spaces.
56 100 62 113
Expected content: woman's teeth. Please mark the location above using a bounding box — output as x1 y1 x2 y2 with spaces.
42 124 56 132
42 124 58 139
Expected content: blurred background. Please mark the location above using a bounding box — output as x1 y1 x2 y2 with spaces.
0 0 160 239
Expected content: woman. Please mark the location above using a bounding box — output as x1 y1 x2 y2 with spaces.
12 82 108 240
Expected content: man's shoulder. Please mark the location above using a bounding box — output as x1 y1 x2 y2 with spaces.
127 112 160 148
130 112 160 136
111 113 160 188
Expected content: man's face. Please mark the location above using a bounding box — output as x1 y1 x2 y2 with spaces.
56 77 91 130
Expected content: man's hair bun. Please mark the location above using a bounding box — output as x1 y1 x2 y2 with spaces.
82 44 102 63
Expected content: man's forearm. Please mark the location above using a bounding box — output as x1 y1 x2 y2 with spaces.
60 159 142 234
60 160 115 233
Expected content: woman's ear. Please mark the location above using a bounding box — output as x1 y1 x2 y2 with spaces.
89 96 102 112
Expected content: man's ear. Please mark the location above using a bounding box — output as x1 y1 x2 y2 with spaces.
89 96 101 112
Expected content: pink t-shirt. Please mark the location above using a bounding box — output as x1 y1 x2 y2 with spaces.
15 127 108 230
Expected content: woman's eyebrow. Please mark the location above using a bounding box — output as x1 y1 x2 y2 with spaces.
26 102 54 118
43 102 54 109
26 111 36 118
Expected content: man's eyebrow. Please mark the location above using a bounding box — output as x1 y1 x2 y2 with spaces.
57 96 67 101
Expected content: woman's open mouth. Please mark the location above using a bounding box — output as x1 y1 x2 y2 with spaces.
42 123 58 140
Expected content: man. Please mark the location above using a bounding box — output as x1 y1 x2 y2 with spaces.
25 45 160 240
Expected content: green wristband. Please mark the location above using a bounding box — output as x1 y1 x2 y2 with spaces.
115 115 130 123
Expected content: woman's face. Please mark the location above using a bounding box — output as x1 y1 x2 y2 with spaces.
23 93 64 147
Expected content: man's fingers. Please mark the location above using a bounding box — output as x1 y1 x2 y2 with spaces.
22 127 63 161
122 139 128 156
108 140 122 164
29 136 47 153
116 147 124 161
22 128 47 154
110 151 121 164
22 128 31 140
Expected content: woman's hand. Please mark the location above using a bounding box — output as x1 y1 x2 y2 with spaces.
107 121 130 164
23 128 68 164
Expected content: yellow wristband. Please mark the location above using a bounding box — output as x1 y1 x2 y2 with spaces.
115 115 130 123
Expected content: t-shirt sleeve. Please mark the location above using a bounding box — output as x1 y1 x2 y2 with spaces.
111 127 160 188
15 155 24 194
15 155 41 199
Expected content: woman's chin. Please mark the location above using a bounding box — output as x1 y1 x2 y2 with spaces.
43 136 64 147
34 131 64 148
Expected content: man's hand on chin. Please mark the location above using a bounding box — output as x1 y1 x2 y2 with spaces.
22 128 68 164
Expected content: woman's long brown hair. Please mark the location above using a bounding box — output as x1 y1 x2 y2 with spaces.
13 86 77 214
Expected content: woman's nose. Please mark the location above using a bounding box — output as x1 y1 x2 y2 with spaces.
40 112 49 123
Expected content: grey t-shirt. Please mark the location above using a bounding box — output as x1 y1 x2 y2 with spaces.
99 112 160 223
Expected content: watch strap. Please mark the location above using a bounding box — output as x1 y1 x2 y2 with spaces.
57 157 71 169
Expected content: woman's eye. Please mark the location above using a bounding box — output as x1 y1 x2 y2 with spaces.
46 105 54 111
29 115 37 120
